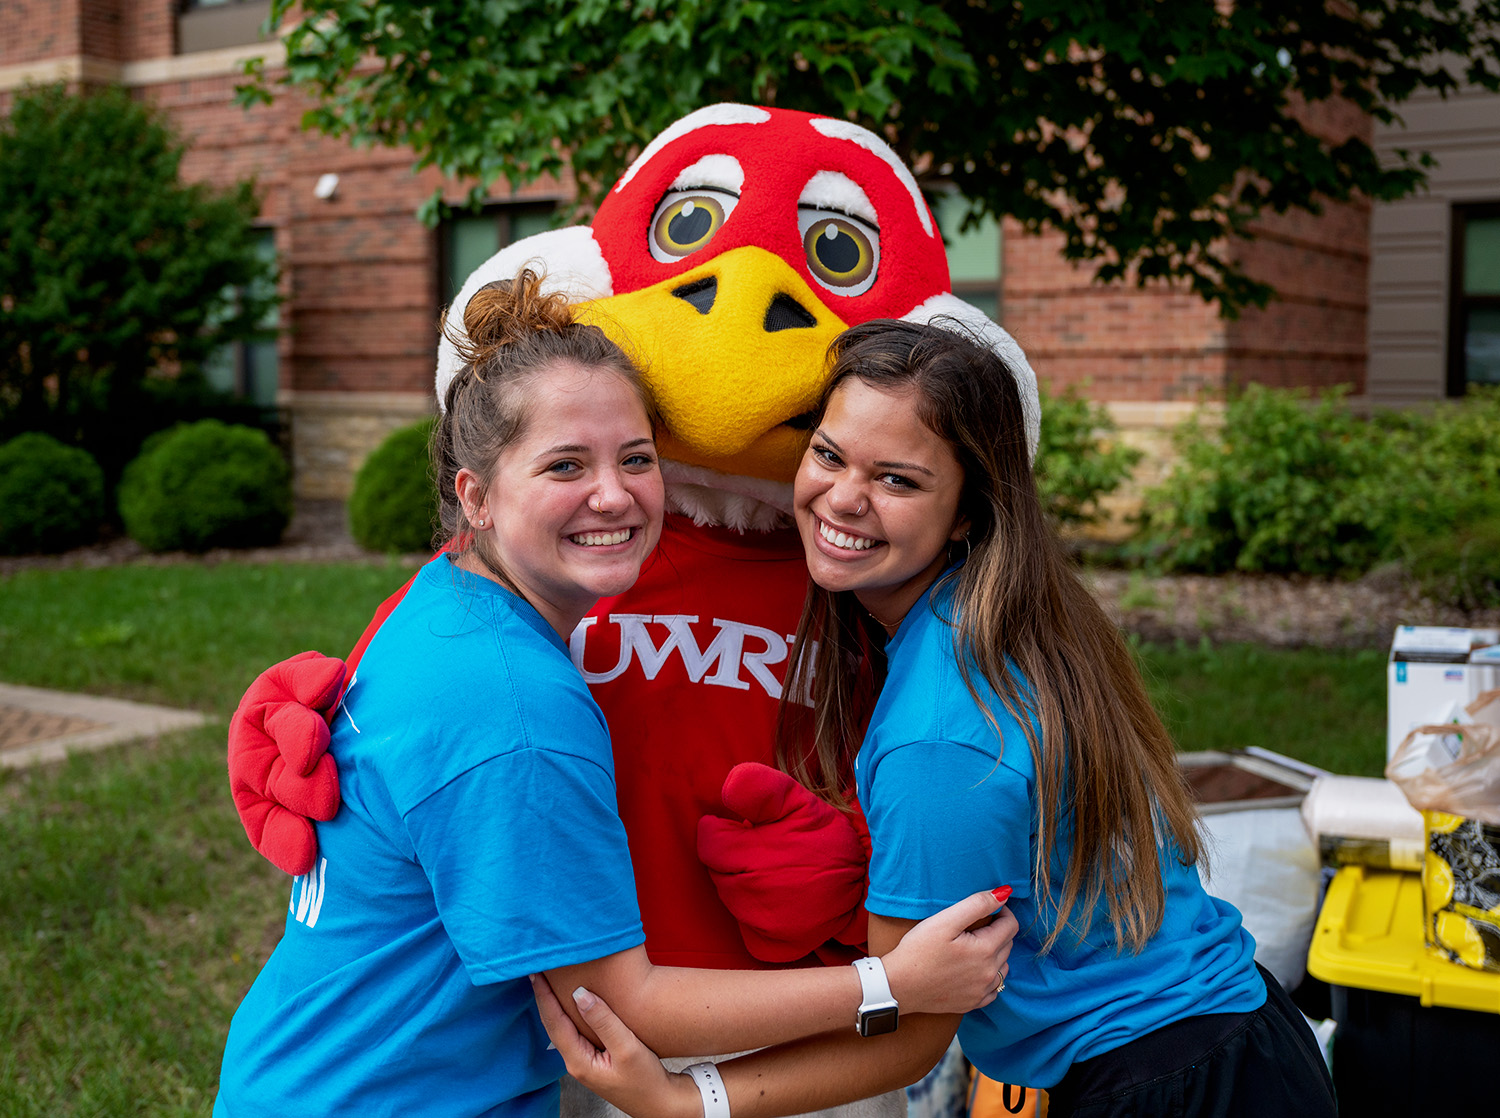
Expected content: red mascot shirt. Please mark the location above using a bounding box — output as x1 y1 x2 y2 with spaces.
575 513 812 969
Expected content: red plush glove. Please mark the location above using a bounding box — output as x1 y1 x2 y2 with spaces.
228 651 346 876
697 762 871 963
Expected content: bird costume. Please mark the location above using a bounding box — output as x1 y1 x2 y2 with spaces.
229 98 1039 1062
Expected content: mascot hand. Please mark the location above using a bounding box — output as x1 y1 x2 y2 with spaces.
228 651 346 876
697 762 871 962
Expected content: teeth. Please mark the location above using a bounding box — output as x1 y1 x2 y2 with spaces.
818 520 876 551
571 529 633 547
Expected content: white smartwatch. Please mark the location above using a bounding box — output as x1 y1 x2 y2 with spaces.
852 956 899 1037
685 1062 730 1118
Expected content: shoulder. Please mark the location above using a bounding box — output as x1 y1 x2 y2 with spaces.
343 566 609 781
877 607 1034 777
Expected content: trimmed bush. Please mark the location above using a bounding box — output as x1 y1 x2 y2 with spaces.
1401 492 1500 608
1035 387 1143 527
0 433 105 554
118 420 291 552
1138 386 1394 576
1381 388 1500 605
348 418 438 554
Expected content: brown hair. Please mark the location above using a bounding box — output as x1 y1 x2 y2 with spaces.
777 318 1202 954
432 268 656 579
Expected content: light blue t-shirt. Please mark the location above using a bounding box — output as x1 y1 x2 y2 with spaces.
856 576 1264 1089
216 556 645 1117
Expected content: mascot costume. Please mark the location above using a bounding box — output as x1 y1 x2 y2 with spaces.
228 103 1040 1117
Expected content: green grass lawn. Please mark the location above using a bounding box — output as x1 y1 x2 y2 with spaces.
1136 637 1388 778
0 561 1389 1114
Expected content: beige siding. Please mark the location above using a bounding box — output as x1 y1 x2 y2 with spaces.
1369 88 1500 402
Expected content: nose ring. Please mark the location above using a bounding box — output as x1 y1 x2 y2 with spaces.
589 495 603 514
855 499 867 516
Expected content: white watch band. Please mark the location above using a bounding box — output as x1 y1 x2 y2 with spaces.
853 956 896 1004
685 1062 730 1118
852 956 900 1036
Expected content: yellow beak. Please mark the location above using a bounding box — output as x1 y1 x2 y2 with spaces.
579 246 850 483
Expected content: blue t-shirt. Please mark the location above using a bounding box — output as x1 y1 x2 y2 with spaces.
216 557 645 1117
856 577 1264 1089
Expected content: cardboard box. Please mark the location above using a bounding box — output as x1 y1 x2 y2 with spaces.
1387 627 1500 760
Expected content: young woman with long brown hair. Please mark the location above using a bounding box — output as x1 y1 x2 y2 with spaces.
538 319 1336 1118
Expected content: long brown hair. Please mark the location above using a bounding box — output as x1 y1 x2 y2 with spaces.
777 318 1202 954
432 268 657 581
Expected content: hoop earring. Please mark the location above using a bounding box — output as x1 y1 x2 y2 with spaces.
947 533 971 566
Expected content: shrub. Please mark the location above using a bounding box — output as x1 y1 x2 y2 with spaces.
0 433 105 554
1380 388 1500 605
348 418 438 554
118 420 291 552
1138 386 1394 576
1401 492 1500 608
0 85 278 485
1035 387 1144 527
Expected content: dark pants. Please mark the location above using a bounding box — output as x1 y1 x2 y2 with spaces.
1046 965 1337 1118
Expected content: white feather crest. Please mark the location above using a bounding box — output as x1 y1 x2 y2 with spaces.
434 226 613 409
899 295 1042 463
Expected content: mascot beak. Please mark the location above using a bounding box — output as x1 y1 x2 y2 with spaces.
580 246 849 483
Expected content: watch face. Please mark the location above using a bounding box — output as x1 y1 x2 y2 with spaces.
858 1005 899 1037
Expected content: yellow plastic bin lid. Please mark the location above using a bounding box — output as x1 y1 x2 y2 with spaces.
1307 866 1500 1014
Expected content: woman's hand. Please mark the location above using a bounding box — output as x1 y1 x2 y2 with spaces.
880 889 1018 1016
530 974 704 1118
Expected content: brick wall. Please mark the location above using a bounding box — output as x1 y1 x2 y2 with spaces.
1001 200 1371 405
132 29 575 495
1000 221 1230 402
1 0 81 66
76 0 118 61
117 0 172 60
1223 95 1373 396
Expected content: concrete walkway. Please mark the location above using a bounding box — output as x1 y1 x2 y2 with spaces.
0 683 206 768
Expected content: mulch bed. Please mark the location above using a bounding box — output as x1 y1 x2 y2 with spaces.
7 501 1497 649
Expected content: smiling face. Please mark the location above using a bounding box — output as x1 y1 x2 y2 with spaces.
458 361 664 637
793 378 968 632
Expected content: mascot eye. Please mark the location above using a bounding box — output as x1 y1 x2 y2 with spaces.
649 190 738 263
797 211 879 297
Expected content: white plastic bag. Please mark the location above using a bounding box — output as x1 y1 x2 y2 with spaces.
1201 806 1321 992
1387 689 1500 825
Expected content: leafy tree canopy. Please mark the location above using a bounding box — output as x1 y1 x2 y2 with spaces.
242 0 1500 314
0 84 278 473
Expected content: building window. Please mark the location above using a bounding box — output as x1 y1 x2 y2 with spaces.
204 228 279 409
439 203 559 309
177 0 274 55
933 191 1003 321
1450 204 1500 393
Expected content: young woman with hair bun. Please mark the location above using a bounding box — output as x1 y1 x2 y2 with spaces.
213 274 1017 1118
539 319 1337 1118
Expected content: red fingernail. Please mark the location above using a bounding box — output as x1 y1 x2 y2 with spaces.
991 886 1012 905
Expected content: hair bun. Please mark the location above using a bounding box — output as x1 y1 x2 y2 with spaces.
450 268 573 368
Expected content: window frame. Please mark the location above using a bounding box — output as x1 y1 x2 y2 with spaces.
436 201 562 312
1447 201 1500 396
930 187 1004 323
203 226 280 410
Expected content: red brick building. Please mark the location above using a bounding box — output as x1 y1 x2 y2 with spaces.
4 0 1489 499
